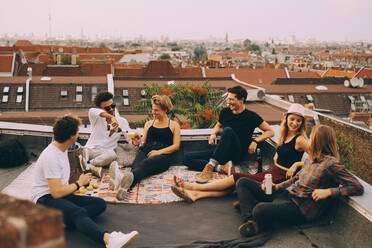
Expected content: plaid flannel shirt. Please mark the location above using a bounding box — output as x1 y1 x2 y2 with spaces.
278 156 363 221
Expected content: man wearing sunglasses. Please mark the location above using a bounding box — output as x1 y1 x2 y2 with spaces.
82 91 132 170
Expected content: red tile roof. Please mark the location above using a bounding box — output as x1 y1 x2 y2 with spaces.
322 69 354 78
289 71 321 78
143 61 178 77
0 76 107 85
13 40 33 47
0 55 14 72
357 68 372 79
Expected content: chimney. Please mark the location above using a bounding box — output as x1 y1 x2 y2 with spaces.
25 67 32 112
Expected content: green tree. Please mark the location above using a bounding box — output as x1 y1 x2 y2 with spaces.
159 53 171 60
61 54 72 65
272 48 276 54
167 42 177 47
193 46 208 61
246 44 260 52
243 39 251 47
134 82 224 129
171 46 182 51
131 43 140 47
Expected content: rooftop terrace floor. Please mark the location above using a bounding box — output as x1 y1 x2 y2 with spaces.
1 159 371 248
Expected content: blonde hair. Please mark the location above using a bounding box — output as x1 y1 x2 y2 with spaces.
277 113 307 146
151 95 173 113
309 125 339 161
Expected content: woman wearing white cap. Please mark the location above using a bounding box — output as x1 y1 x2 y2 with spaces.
171 103 309 203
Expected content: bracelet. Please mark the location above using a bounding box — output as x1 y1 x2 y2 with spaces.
74 182 80 190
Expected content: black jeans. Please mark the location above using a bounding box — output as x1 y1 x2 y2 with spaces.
131 149 176 187
182 127 243 171
37 194 107 244
236 177 305 228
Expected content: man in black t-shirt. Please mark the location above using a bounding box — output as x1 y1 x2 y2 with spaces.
183 86 274 183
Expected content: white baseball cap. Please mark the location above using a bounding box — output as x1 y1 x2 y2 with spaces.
286 103 305 117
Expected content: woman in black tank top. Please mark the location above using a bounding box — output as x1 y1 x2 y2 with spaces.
114 95 181 201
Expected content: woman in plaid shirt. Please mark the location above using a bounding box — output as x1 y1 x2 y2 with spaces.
236 125 364 237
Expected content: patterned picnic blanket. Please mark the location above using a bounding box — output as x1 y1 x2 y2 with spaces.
2 163 227 204
80 165 228 204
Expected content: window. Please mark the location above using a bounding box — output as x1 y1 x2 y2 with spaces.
76 94 82 102
16 86 23 103
76 85 83 102
348 96 355 103
2 95 9 103
16 95 22 103
3 86 10 93
123 98 129 106
306 94 313 102
123 89 129 97
91 86 97 102
61 90 68 99
288 95 294 102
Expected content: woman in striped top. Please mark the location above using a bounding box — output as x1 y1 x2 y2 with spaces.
236 124 364 237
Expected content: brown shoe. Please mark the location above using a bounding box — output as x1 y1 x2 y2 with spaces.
196 163 214 183
238 220 259 237
233 201 240 211
219 161 235 175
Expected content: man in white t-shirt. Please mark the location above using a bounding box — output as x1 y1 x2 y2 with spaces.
31 115 138 247
83 91 132 168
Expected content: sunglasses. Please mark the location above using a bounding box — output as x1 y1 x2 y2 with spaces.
103 103 116 112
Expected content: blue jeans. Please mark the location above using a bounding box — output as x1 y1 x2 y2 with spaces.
37 194 107 244
182 127 243 171
236 177 305 228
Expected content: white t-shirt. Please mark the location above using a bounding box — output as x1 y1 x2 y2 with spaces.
31 143 70 203
85 108 131 150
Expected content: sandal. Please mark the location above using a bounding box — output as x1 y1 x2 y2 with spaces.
238 220 259 237
173 175 185 188
171 186 194 203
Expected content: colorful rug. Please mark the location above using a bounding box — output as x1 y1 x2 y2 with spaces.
2 163 228 204
79 165 228 204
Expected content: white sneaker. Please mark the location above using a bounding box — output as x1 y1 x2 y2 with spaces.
116 172 134 201
106 231 139 248
109 161 123 191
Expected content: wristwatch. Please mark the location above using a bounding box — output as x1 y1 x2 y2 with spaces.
74 181 80 190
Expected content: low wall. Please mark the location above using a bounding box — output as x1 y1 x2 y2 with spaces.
319 115 372 184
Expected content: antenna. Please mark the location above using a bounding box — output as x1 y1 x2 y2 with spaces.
48 5 52 38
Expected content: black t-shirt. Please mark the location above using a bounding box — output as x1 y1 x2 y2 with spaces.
219 107 263 153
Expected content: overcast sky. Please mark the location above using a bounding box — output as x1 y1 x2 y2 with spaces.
0 0 371 41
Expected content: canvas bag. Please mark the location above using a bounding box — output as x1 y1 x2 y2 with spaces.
115 142 139 167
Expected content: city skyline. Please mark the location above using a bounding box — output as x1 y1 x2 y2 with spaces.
0 0 371 42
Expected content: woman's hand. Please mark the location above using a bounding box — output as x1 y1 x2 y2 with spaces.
147 150 162 158
312 189 332 202
208 133 217 145
78 173 92 187
131 133 141 146
286 161 304 178
261 178 277 192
